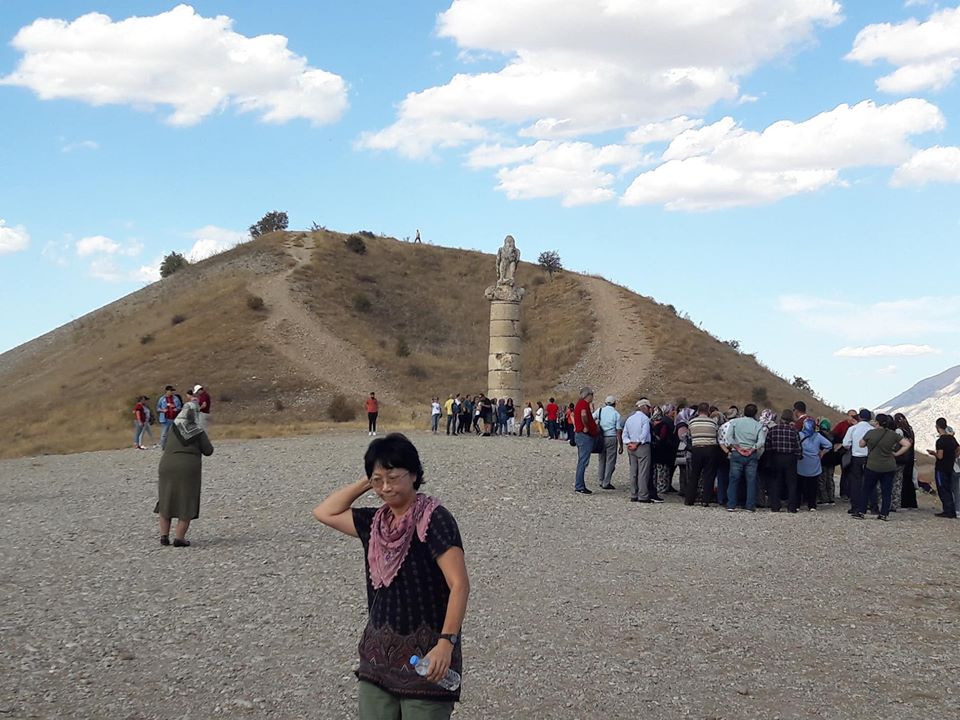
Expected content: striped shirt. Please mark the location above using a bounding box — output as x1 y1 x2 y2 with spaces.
688 415 719 447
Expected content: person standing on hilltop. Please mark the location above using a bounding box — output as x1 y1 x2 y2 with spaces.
366 392 380 437
573 387 599 494
193 384 212 431
312 434 470 718
157 385 182 450
414 229 421 244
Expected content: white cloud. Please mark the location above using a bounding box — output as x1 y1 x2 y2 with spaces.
0 219 30 254
76 235 142 257
847 6 960 93
360 0 841 155
834 344 941 358
622 99 944 210
0 4 348 126
625 116 704 146
61 139 99 153
891 145 960 186
877 364 899 376
778 294 960 342
185 225 248 262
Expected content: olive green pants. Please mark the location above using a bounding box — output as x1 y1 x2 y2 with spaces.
358 681 454 720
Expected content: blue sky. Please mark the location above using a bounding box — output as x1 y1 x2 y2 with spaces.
2 1 959 409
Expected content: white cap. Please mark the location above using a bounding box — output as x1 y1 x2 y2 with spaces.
192 384 203 394
604 395 617 405
636 398 652 408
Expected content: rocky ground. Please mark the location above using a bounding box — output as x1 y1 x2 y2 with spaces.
2 431 958 719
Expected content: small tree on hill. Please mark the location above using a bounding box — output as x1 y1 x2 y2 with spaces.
792 376 815 396
249 211 289 239
159 251 188 278
538 250 562 279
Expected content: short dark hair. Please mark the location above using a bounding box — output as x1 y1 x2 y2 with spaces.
780 409 795 423
936 417 948 430
728 405 739 412
364 433 424 489
794 401 807 413
744 404 758 418
549 397 555 403
697 402 710 414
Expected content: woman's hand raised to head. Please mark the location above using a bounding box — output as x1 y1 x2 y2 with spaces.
312 475 372 538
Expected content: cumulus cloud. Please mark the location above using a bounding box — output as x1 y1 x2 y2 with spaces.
185 225 248 262
778 294 960 342
891 145 960 186
847 6 960 93
0 4 348 126
76 235 143 257
0 219 30 254
622 99 944 210
360 0 841 156
834 344 940 358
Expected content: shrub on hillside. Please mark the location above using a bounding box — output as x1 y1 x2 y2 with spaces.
752 385 769 403
247 294 265 311
327 394 356 422
159 251 188 278
537 250 562 278
345 235 367 255
171 314 187 325
357 230 376 239
310 221 325 231
249 210 289 238
406 363 428 380
140 333 154 345
352 293 372 313
274 398 285 412
395 338 411 358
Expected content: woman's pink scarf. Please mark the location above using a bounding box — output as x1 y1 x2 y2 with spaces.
368 493 441 589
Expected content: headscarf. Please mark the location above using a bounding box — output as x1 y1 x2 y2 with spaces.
799 416 818 442
651 406 663 423
660 403 676 415
759 409 777 427
173 403 204 442
367 493 442 589
818 418 832 433
677 408 696 425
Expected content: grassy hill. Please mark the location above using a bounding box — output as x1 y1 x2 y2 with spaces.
0 229 835 459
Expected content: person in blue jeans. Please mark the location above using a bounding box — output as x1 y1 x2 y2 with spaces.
573 387 598 495
721 404 765 512
157 386 183 449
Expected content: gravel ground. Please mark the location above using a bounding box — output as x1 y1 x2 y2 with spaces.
2 432 958 720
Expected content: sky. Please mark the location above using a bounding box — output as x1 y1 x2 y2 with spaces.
1 0 959 410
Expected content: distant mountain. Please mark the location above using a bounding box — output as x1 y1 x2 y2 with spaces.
878 364 960 454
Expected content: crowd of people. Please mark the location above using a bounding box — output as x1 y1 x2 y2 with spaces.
430 394 578 439
563 387 958 521
132 383 211 450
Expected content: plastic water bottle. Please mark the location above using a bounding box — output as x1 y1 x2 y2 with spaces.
409 655 461 691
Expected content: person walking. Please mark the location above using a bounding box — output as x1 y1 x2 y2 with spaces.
154 405 214 547
623 400 655 503
594 396 623 490
573 388 599 495
365 392 380 436
856 414 912 521
765 409 802 512
926 417 958 519
842 409 875 515
312 434 470 719
685 403 719 507
156 386 182 450
797 417 833 511
722 404 764 512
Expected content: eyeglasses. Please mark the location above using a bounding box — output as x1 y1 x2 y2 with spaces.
370 471 411 489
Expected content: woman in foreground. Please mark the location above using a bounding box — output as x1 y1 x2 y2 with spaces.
154 405 213 546
313 433 470 719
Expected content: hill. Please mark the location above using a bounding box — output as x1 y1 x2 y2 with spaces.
0 229 835 458
878 364 960 454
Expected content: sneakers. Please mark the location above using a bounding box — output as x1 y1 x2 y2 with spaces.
575 488 593 495
726 507 738 513
601 484 616 490
650 496 665 504
851 512 864 519
877 514 889 521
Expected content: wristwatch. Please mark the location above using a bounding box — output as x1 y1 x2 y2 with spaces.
439 633 459 647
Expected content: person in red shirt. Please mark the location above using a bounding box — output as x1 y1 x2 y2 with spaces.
573 387 599 494
193 384 212 431
545 398 560 439
366 392 380 436
133 396 151 449
833 409 859 499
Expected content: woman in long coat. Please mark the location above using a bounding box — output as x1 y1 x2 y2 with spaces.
154 405 213 547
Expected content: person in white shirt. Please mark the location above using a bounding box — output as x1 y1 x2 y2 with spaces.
622 400 660 503
593 396 624 490
842 409 875 515
430 397 442 434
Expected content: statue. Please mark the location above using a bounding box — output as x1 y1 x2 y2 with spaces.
496 235 520 286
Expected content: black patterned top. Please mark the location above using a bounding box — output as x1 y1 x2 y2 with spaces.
351 505 463 701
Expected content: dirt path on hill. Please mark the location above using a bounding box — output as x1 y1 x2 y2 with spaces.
555 275 654 403
252 236 395 405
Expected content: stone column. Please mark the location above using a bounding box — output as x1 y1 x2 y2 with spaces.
485 284 525 404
